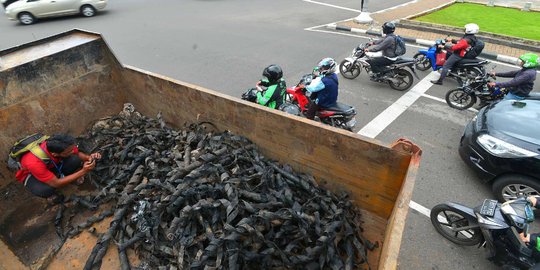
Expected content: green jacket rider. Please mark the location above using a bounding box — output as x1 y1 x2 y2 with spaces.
256 64 286 109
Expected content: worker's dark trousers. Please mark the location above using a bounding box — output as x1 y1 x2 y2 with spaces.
438 54 463 82
305 102 320 120
367 57 394 74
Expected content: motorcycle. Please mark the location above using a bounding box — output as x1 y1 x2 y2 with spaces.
431 197 540 269
445 72 507 110
285 74 357 131
414 38 489 85
445 71 540 110
339 42 418 91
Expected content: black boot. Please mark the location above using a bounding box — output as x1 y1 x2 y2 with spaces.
431 79 443 85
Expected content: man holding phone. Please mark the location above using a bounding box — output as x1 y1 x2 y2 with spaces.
15 134 101 205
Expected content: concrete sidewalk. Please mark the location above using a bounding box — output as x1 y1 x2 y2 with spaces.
337 0 539 58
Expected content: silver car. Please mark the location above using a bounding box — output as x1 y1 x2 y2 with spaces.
4 0 106 25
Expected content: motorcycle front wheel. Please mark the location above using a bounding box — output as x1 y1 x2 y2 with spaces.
389 69 414 91
413 53 431 71
445 88 477 110
339 59 362 79
430 204 483 246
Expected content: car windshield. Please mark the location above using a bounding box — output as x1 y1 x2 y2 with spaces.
485 100 540 145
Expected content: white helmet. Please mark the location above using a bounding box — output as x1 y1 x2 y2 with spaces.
464 23 479 34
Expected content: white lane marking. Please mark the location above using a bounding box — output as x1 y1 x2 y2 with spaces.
422 94 479 113
305 18 354 31
410 200 431 217
357 71 439 138
421 93 446 103
371 0 419 14
301 0 360 12
301 0 419 16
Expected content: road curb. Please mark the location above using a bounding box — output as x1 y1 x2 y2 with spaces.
326 24 519 65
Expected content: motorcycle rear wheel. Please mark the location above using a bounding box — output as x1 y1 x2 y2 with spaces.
339 59 362 79
430 204 483 246
322 117 353 131
389 69 414 91
445 88 477 110
413 53 431 71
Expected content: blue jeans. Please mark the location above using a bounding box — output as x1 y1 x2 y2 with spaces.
503 92 525 101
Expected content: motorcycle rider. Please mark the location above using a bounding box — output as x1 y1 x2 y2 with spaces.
365 22 398 79
487 53 538 100
431 23 480 85
303 58 338 120
256 64 287 109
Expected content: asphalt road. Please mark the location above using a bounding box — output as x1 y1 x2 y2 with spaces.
1 0 540 269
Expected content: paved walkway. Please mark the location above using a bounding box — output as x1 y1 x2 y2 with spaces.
338 0 539 58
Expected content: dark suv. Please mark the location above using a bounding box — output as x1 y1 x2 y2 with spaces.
459 99 540 202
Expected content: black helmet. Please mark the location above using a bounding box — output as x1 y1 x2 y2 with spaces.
382 22 396 34
262 64 283 84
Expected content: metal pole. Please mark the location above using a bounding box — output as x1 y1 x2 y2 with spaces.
354 0 373 23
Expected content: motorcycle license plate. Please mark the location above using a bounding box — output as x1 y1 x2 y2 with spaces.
480 199 497 217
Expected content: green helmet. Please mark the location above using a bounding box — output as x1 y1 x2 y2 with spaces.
519 53 539 68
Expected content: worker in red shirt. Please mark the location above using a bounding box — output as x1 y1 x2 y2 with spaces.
431 23 480 85
15 134 101 204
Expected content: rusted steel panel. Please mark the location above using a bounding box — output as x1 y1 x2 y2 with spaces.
0 37 127 188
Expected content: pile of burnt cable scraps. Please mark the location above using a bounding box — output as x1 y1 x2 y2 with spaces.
63 103 375 270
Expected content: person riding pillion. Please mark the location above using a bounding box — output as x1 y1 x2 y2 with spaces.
487 53 538 100
256 64 287 109
304 58 339 120
431 23 480 85
365 22 398 78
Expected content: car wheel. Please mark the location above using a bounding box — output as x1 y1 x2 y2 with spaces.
81 5 96 17
492 174 540 202
18 12 35 25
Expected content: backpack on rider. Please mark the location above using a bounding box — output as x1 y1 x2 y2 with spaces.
394 35 406 56
7 133 50 171
464 37 485 59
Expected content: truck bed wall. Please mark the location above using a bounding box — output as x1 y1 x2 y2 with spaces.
0 31 127 190
0 30 419 270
